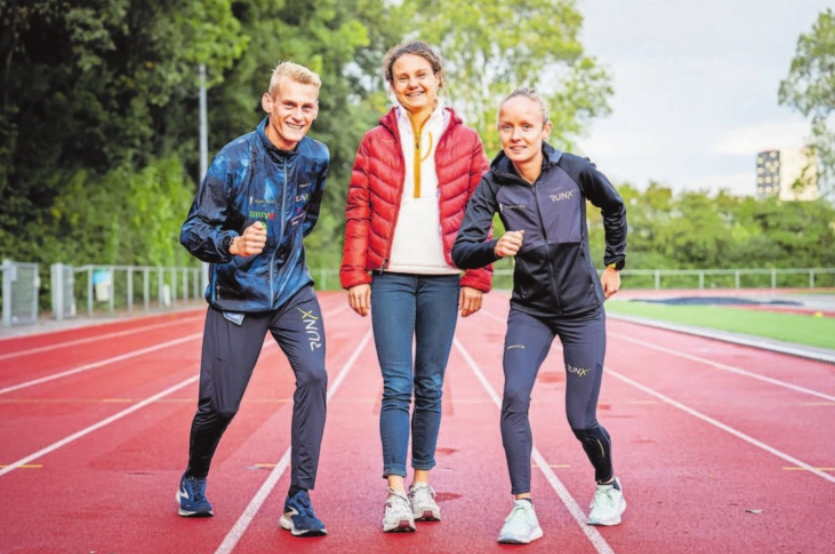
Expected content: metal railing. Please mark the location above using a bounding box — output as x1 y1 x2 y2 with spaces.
309 267 835 291
65 264 205 319
2 264 834 329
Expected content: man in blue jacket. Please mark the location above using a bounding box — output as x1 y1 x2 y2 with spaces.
177 61 329 536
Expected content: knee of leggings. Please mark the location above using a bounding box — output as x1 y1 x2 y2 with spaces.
570 424 600 442
296 365 328 390
501 388 531 413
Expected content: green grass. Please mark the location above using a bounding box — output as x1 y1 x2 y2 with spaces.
605 300 835 350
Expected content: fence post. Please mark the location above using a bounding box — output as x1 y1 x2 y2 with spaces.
654 270 660 290
108 268 115 314
771 268 776 289
87 266 94 317
1 259 12 326
810 269 815 288
51 263 64 320
734 270 740 289
172 267 178 306
699 271 704 289
143 267 150 310
127 267 134 314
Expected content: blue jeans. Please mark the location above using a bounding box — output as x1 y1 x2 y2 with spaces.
371 272 460 478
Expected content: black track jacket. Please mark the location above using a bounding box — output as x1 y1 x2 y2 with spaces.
452 143 626 318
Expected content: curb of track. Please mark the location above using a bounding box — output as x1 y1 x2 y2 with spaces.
608 313 835 365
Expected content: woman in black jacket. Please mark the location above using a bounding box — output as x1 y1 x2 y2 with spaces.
452 88 627 544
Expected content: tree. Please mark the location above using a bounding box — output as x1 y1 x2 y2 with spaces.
779 8 835 198
399 0 612 154
0 0 247 263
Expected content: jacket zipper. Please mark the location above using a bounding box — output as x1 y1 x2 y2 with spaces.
531 180 563 313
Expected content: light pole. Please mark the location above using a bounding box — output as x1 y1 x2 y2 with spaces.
199 64 210 292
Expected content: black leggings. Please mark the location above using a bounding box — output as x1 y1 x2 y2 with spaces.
501 306 613 495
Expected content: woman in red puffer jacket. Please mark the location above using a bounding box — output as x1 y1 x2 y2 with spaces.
340 40 491 533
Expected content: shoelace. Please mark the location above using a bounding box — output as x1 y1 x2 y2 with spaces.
410 483 434 502
290 492 314 517
386 490 412 517
186 477 207 501
592 487 616 509
506 503 529 523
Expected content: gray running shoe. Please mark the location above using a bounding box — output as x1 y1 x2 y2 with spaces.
408 482 441 521
383 488 416 533
587 477 626 526
497 499 543 544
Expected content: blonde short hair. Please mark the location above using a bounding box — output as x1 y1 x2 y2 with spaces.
268 61 322 96
499 87 550 127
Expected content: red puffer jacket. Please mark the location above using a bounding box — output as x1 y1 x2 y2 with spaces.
340 107 492 292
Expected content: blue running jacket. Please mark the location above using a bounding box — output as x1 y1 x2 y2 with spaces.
181 118 329 312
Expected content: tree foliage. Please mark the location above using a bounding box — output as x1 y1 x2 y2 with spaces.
1 0 831 306
779 8 835 198
407 0 612 154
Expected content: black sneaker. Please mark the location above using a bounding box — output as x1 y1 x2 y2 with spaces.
176 473 214 517
280 490 327 536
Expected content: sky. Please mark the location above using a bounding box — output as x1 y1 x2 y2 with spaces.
575 0 830 196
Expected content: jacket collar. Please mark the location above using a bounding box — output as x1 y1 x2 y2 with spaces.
490 142 563 184
257 117 302 162
380 105 461 137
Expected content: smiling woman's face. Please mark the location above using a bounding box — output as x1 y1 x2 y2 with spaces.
390 53 440 116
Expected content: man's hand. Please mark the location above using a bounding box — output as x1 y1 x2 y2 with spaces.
230 221 268 257
459 286 483 317
347 284 371 316
494 230 524 258
601 266 621 299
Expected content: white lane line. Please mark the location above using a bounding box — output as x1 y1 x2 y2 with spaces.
0 334 203 396
0 376 199 478
454 338 616 554
213 330 372 554
481 304 835 484
0 315 204 362
609 331 835 403
0 305 349 396
607 368 835 485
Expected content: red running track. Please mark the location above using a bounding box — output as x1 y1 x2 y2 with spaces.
0 291 833 554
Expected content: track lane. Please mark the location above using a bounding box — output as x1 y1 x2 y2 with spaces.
0 296 356 554
470 292 834 554
2 290 834 553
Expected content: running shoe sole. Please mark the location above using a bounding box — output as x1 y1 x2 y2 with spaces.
279 515 328 536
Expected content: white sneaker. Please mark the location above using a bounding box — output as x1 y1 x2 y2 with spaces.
383 488 416 533
588 477 626 526
408 482 441 521
497 499 543 544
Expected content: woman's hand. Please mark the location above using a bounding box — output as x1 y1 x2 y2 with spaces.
459 286 483 317
347 284 371 316
601 266 621 299
494 230 524 258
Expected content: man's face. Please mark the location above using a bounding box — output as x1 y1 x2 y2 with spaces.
261 79 319 150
